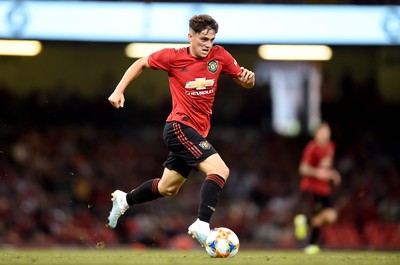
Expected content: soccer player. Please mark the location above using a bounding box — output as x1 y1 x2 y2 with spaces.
106 14 255 247
294 122 341 254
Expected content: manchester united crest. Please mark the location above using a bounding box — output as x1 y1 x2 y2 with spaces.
199 140 211 150
207 60 218 74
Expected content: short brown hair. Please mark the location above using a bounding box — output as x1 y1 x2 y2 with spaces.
189 14 219 34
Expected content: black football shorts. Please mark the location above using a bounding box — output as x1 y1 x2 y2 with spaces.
300 191 334 216
162 121 217 178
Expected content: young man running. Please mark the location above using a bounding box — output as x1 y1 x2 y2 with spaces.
107 14 255 247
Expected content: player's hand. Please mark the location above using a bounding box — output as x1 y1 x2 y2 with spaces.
316 168 341 186
331 169 341 186
315 168 331 181
108 91 125 109
237 67 255 88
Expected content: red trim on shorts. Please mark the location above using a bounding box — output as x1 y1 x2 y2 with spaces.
206 174 225 189
173 122 202 158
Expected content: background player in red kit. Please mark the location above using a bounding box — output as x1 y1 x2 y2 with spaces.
294 122 341 254
107 14 255 247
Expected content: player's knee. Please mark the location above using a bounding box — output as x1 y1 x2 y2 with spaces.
219 165 230 180
327 210 338 224
324 209 338 224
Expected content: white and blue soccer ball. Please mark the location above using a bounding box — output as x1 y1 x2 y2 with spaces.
205 227 240 258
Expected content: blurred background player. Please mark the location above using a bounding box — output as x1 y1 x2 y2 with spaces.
294 122 341 254
106 14 255 248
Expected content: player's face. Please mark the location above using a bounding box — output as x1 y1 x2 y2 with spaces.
315 124 331 145
188 29 216 59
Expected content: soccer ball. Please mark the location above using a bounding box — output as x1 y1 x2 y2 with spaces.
205 227 240 258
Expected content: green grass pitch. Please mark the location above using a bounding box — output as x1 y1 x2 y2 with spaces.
1 249 399 265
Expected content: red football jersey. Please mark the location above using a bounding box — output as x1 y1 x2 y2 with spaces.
300 140 336 196
148 45 242 137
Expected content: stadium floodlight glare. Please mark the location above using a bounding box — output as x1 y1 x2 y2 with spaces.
258 45 332 61
126 43 188 58
0 40 42 56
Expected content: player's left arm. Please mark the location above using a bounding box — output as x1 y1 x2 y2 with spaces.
330 168 341 186
234 67 255 89
328 149 341 186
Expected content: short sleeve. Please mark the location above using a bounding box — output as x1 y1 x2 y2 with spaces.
218 46 241 78
148 48 174 71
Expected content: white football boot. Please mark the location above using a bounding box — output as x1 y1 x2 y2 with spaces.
188 218 210 247
107 190 129 228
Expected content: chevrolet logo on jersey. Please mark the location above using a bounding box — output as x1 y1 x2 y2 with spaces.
185 78 215 90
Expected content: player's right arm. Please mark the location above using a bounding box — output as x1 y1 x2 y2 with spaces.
108 56 150 109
